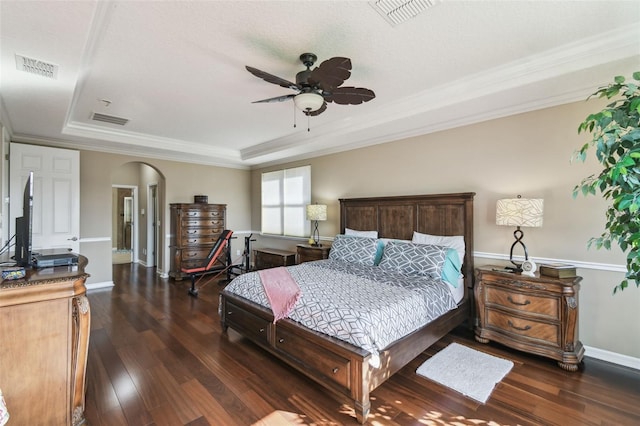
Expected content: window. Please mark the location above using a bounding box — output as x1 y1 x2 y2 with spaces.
261 165 311 237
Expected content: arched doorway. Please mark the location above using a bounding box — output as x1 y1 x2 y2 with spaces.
111 162 165 270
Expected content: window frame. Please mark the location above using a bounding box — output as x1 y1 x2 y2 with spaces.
261 165 311 238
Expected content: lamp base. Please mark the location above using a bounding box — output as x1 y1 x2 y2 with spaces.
508 226 528 273
310 220 322 247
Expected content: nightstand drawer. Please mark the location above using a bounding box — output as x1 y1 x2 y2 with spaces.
485 286 558 319
296 244 331 264
486 309 559 346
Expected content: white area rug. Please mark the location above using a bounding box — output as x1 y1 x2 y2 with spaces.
416 342 513 403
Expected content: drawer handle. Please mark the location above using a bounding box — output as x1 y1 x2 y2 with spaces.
278 338 285 343
227 311 233 315
187 253 198 257
332 367 339 374
259 328 265 333
508 320 531 331
507 296 531 306
187 230 197 234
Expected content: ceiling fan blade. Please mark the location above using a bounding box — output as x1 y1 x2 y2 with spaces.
251 94 295 104
325 87 375 105
246 66 299 90
308 57 352 91
304 101 327 116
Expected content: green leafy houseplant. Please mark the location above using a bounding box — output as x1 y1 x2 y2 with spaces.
573 71 640 293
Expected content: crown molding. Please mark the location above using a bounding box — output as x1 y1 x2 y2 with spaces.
241 24 639 163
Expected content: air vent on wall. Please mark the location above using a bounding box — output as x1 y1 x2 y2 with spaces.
91 112 129 126
370 0 439 26
15 54 58 79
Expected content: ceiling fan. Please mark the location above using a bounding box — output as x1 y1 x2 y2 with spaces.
246 53 375 117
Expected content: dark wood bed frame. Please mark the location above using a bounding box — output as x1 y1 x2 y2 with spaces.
220 192 475 423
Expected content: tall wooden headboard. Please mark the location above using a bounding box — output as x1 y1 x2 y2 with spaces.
339 192 475 294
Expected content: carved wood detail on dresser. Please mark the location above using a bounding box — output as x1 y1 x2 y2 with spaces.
474 266 584 371
0 259 90 425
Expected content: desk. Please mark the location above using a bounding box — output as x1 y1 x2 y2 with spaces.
0 257 90 425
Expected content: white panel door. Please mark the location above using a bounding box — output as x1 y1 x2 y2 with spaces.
10 143 80 253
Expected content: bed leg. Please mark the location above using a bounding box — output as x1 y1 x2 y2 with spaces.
354 400 370 424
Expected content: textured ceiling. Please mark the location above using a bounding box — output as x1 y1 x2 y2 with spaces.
1 1 639 169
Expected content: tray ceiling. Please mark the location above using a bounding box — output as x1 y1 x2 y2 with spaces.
1 1 638 168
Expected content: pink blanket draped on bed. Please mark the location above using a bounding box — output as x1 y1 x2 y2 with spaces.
258 267 301 323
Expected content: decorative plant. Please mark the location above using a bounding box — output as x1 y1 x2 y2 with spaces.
573 71 640 293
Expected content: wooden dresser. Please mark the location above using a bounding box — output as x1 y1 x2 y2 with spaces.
169 203 226 280
296 244 331 264
474 266 583 371
0 258 90 425
254 248 296 270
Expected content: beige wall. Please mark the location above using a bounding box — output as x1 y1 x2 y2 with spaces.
2 97 637 361
79 151 252 285
252 100 640 360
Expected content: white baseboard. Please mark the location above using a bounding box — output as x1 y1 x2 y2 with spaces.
86 281 114 291
585 345 640 371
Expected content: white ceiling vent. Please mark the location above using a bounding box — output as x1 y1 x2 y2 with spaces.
15 54 58 79
91 112 129 126
370 0 439 26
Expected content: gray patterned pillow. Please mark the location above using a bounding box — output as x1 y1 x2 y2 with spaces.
378 240 448 278
329 235 379 266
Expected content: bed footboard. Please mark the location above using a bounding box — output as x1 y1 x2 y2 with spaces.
220 292 373 423
220 292 469 423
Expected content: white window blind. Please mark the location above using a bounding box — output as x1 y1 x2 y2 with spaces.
261 165 311 237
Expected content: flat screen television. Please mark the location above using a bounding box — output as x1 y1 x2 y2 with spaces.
15 171 34 267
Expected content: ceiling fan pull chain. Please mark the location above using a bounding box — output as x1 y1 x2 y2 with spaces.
293 103 297 128
307 114 311 132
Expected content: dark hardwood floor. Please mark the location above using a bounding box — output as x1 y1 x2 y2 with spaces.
85 263 640 425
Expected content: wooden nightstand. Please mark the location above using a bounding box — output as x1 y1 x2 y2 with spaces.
296 244 331 264
474 266 584 371
254 248 296 270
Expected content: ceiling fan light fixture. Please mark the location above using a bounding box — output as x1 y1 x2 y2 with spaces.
294 93 324 112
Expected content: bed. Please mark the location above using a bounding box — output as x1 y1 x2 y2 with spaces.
219 192 475 423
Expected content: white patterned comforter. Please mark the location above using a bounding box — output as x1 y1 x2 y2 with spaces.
221 259 457 367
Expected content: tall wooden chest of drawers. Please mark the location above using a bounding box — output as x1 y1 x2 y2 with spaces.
169 203 226 280
474 266 584 371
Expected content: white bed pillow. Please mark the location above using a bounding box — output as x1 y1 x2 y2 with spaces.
345 228 378 238
412 232 465 266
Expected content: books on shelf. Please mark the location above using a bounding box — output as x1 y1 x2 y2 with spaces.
539 263 577 278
